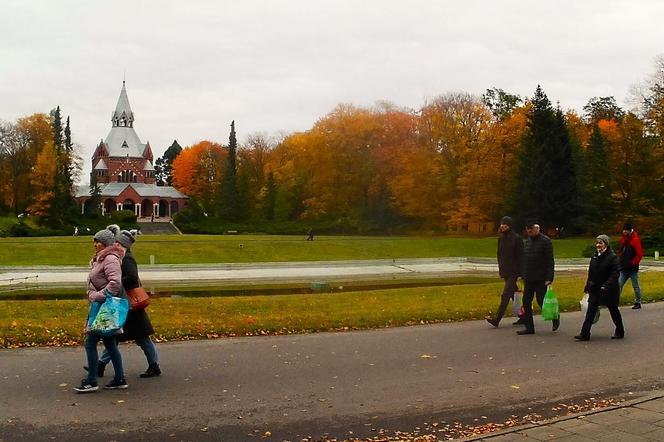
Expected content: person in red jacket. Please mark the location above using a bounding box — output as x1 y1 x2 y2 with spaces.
618 222 644 309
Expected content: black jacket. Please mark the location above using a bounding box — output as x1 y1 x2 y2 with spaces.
522 233 554 282
584 249 620 305
119 250 154 341
497 229 523 279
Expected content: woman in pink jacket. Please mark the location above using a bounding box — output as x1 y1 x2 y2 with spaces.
74 227 128 393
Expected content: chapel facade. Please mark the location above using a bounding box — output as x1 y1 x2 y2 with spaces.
75 82 188 218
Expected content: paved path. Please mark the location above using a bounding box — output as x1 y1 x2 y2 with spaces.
465 393 664 441
3 302 664 441
2 258 663 289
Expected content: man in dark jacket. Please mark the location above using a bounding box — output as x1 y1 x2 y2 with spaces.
486 216 523 327
574 234 624 341
618 222 644 309
517 220 558 335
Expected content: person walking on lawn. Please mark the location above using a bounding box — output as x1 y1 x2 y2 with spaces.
517 220 559 335
574 235 625 341
486 216 524 327
74 227 128 393
618 222 644 309
92 227 161 379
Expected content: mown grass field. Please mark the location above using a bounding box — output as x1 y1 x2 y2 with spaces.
2 272 663 349
0 234 594 266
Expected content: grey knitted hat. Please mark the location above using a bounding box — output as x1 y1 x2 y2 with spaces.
596 234 611 248
500 216 513 227
117 229 137 249
93 228 116 247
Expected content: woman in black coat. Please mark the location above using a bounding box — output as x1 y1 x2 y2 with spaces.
97 228 161 378
574 235 625 341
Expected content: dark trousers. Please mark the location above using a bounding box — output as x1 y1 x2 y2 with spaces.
580 293 625 338
523 279 559 332
493 275 518 322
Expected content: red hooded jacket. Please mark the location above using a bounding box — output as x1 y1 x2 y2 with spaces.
619 230 643 271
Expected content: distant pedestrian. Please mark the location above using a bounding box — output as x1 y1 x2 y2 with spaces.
73 226 79 236
574 235 624 341
74 226 128 393
517 220 558 335
618 222 644 309
486 216 523 327
306 229 314 241
151 213 154 223
95 227 161 378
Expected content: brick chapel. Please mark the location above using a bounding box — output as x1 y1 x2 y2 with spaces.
75 82 188 219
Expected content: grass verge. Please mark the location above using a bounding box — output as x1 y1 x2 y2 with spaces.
2 273 663 349
0 235 594 266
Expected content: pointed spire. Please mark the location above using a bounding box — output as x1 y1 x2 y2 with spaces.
111 82 134 128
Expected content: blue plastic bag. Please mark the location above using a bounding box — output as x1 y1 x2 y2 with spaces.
87 290 129 337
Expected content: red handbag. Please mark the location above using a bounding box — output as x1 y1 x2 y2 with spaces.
127 281 150 311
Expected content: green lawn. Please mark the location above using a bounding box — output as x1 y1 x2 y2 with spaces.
2 272 663 348
0 234 594 266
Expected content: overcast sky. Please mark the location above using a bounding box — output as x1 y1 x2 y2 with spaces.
1 1 663 183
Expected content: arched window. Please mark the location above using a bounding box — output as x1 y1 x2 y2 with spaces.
118 170 136 183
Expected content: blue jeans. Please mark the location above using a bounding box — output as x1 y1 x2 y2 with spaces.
619 269 641 303
84 334 124 383
100 336 159 366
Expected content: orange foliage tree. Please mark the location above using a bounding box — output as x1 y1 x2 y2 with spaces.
171 140 226 212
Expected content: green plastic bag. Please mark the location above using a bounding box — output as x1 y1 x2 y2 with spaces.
541 286 559 321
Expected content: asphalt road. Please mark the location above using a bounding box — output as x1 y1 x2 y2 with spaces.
2 302 664 441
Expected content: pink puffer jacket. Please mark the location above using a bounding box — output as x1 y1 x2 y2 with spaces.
87 243 126 302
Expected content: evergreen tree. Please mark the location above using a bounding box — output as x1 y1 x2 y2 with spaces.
64 116 72 151
217 121 242 220
88 172 102 217
46 106 74 225
581 124 613 225
263 170 276 220
155 139 182 186
50 107 63 154
510 86 583 230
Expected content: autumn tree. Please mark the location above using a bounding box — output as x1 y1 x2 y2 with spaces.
171 140 226 214
416 93 493 227
28 139 57 217
0 120 31 214
238 133 274 220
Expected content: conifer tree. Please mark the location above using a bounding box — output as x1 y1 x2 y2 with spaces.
263 170 276 220
88 171 102 217
510 86 582 230
217 121 242 220
155 139 182 185
581 124 613 225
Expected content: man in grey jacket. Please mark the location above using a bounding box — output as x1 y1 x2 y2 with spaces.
517 220 559 335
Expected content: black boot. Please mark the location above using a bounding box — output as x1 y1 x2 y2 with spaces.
140 362 161 378
97 361 106 378
83 361 106 378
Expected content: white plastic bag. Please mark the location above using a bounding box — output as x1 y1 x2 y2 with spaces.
512 291 521 317
579 293 600 324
